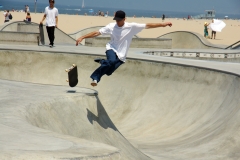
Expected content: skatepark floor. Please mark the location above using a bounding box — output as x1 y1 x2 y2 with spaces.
1 44 240 160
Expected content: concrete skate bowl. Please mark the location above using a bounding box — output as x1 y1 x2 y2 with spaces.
158 31 226 49
1 50 240 159
0 21 75 45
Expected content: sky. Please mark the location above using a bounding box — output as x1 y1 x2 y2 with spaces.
5 0 240 14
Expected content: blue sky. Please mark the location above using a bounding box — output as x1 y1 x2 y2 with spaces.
6 0 240 14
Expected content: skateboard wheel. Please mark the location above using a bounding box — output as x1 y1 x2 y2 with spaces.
66 79 69 82
72 64 76 67
65 69 69 72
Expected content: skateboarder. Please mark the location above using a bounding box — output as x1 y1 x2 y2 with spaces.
40 0 58 48
76 10 172 87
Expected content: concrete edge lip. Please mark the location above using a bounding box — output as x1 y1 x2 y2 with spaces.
1 44 240 78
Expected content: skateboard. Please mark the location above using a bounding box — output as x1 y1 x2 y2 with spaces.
65 64 78 87
39 23 45 45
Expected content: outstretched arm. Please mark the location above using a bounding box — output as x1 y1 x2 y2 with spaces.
76 31 101 46
145 22 172 29
55 16 58 28
40 14 46 24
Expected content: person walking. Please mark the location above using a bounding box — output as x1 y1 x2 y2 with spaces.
76 10 172 87
40 0 58 48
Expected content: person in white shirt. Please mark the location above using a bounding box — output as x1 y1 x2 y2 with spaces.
40 0 58 48
3 10 10 23
76 10 172 87
26 5 30 13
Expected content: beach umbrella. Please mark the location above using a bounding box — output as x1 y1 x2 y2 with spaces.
209 19 226 32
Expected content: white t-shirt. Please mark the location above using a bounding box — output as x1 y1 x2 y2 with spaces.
99 22 146 62
44 6 58 27
4 12 9 20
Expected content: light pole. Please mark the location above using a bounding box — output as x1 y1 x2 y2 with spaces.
34 0 37 13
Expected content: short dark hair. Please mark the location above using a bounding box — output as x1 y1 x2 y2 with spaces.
27 12 30 15
49 0 55 3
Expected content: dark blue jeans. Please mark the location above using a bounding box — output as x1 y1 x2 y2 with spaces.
46 26 55 45
90 49 124 82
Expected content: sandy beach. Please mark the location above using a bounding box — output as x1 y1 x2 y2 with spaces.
1 11 239 46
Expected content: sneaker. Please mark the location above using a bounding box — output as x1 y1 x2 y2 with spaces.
94 58 103 64
91 80 97 87
50 45 53 48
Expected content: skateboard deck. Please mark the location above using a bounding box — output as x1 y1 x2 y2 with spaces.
65 64 78 87
39 23 45 45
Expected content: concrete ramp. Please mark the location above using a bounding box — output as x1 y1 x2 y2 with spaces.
158 31 226 49
225 40 240 50
0 79 148 159
69 26 105 40
0 21 75 45
1 48 240 159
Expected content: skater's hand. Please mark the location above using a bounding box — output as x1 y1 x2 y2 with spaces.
166 22 172 27
40 21 43 24
55 24 58 28
76 38 83 46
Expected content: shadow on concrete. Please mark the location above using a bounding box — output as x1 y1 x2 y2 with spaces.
87 95 117 131
66 90 76 93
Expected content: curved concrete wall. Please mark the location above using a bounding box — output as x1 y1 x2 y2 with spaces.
85 37 172 48
1 49 240 159
0 21 19 32
0 21 76 45
69 26 104 40
158 31 225 49
0 31 39 45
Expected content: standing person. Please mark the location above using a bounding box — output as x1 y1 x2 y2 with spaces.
162 14 165 21
3 10 10 23
26 5 30 13
76 10 172 87
204 22 209 38
211 19 216 39
40 0 58 48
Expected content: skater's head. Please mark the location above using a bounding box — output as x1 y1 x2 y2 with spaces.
49 0 55 8
113 10 126 27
